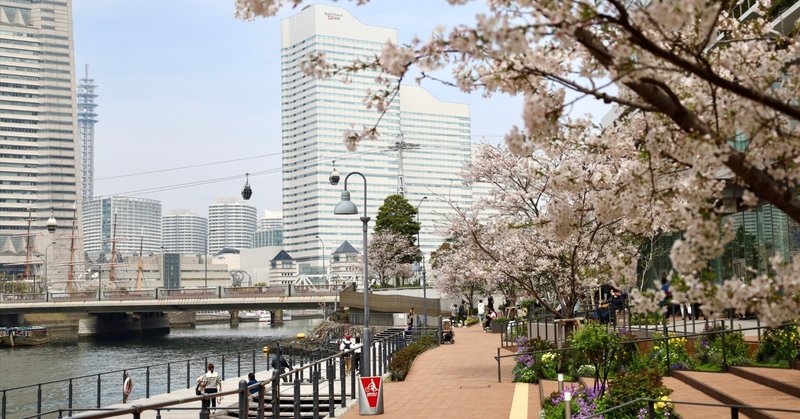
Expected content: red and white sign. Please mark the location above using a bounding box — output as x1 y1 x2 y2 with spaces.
360 377 382 408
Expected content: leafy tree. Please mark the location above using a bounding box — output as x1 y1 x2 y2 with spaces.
374 195 420 241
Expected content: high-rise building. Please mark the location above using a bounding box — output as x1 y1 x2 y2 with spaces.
0 0 81 267
77 64 97 202
162 210 207 255
207 199 257 254
281 5 472 266
82 196 162 258
254 209 283 248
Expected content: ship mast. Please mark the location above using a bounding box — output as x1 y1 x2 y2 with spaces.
135 228 144 290
23 208 35 283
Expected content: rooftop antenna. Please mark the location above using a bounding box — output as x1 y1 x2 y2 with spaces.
388 132 419 197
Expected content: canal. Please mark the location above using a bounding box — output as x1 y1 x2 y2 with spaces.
0 319 323 418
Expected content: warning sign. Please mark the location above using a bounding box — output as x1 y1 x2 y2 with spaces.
358 376 384 414
360 377 381 407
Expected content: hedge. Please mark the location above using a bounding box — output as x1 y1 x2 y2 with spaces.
388 336 437 381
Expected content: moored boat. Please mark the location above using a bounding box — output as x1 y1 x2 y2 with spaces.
0 326 49 347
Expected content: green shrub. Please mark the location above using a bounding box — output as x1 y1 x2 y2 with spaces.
388 337 436 381
757 323 800 363
570 322 619 395
648 335 694 373
696 323 750 367
601 368 674 419
464 316 479 327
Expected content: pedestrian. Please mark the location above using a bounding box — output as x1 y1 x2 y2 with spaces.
484 309 497 332
352 336 362 375
271 348 294 382
478 299 486 324
659 275 672 320
487 295 495 312
457 300 466 327
450 303 458 325
122 370 133 404
339 333 356 374
202 363 221 412
407 307 415 331
247 372 259 395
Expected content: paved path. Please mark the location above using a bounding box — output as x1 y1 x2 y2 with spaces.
342 325 523 419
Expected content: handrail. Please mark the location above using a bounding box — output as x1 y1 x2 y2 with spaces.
56 328 422 419
583 397 800 418
493 320 799 382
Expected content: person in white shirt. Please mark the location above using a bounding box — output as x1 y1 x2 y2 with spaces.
339 333 356 373
352 338 363 375
202 363 221 411
478 300 486 324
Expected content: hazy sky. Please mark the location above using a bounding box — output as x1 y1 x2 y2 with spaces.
73 1 605 218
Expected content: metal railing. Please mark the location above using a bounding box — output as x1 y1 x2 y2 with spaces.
1 343 334 419
0 284 340 303
582 397 800 419
494 322 799 382
52 328 432 419
501 301 775 347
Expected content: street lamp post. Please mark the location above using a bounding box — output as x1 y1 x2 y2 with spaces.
330 167 372 377
42 241 56 293
415 197 428 327
316 235 336 313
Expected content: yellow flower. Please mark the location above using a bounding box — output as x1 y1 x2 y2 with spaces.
655 395 672 411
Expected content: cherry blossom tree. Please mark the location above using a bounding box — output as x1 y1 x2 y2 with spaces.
368 230 417 287
430 242 487 313
237 0 800 324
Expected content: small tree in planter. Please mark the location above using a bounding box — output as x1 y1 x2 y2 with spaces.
571 322 619 396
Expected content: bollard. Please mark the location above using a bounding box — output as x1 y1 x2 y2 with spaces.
564 391 572 419
238 379 248 419
558 374 564 392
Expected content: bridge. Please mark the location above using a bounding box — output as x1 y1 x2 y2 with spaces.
0 285 338 314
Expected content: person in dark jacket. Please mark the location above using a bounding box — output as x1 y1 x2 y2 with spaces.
271 349 293 382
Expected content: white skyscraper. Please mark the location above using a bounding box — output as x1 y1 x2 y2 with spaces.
0 0 82 267
207 199 257 254
281 5 472 267
82 196 162 257
162 210 208 255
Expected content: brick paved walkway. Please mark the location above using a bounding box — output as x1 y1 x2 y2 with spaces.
342 325 522 419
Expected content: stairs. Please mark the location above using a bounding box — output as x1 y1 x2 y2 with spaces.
669 367 800 419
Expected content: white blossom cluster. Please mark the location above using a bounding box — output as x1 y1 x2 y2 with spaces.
237 0 800 324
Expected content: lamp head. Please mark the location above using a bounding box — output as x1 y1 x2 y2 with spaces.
46 215 57 233
329 160 340 185
333 190 358 215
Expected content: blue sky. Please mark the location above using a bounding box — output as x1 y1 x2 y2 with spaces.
73 1 598 217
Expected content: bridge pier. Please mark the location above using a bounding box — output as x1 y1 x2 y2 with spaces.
229 310 239 328
78 312 170 339
270 309 283 326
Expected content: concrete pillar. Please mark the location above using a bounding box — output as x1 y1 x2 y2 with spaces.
270 309 283 326
229 310 239 328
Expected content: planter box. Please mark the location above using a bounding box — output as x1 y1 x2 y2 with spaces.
490 320 509 334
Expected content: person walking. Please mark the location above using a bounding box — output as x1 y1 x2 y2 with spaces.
339 333 356 374
450 303 458 325
352 336 363 375
457 300 466 327
407 307 415 331
271 348 293 382
477 299 486 324
202 363 221 412
487 295 495 312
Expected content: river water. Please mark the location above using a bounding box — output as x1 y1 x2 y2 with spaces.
0 319 323 419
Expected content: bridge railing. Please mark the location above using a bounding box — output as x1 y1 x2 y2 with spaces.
0 285 342 303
